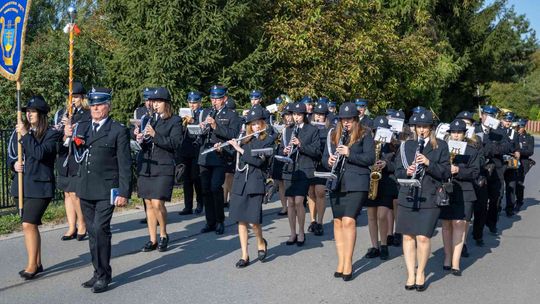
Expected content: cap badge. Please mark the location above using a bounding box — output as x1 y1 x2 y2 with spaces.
421 113 425 119
251 111 255 115
345 106 349 111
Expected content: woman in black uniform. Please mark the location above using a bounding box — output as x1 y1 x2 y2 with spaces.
440 119 480 275
224 107 273 267
55 82 90 241
364 116 398 260
134 87 182 252
279 102 321 246
308 102 330 236
271 103 293 216
323 102 375 281
9 96 61 279
394 110 450 291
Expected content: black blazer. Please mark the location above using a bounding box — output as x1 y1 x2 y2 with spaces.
55 107 91 177
198 107 241 167
395 138 451 209
450 143 481 203
9 128 61 198
231 135 274 195
279 123 321 180
76 118 133 200
474 124 512 168
322 130 375 192
136 115 183 177
518 132 535 174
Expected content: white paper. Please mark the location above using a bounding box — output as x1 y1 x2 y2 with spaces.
435 123 450 140
129 119 141 126
447 140 467 155
374 127 393 143
187 125 203 135
484 116 500 130
179 108 191 118
397 179 421 187
314 171 337 180
388 117 404 133
266 104 278 114
251 148 274 156
466 126 475 138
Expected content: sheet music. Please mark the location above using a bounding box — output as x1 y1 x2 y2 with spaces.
374 127 393 143
266 104 278 114
187 125 203 135
388 117 404 133
484 116 500 130
179 108 191 118
447 140 467 155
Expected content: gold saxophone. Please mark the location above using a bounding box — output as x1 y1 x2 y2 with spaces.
368 141 383 200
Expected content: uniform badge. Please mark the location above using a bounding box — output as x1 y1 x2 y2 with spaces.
421 113 425 119
345 106 349 111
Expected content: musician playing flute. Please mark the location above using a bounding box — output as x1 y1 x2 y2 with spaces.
322 102 375 282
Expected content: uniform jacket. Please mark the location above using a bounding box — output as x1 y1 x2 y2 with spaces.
55 107 91 177
395 138 451 209
279 123 321 180
136 115 183 177
198 106 241 167
474 123 512 168
179 107 203 159
322 130 375 192
231 135 274 195
450 143 481 203
9 128 61 198
76 118 132 200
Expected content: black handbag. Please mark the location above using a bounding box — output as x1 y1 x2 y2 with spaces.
435 181 453 207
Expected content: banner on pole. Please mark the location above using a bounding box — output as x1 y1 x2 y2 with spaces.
0 0 32 81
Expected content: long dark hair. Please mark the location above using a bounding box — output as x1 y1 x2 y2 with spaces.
331 118 365 147
24 111 48 141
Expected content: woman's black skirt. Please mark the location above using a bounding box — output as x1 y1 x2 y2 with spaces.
284 178 310 197
229 191 264 224
364 195 394 209
21 198 52 225
138 175 174 201
328 191 367 219
396 205 440 238
57 175 79 193
439 201 474 221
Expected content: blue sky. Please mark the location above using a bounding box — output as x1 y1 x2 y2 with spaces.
489 0 539 36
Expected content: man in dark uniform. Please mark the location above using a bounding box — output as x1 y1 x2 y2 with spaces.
76 87 132 293
472 105 512 246
198 85 241 235
500 112 520 217
134 87 155 120
178 91 204 215
354 98 373 128
515 118 535 211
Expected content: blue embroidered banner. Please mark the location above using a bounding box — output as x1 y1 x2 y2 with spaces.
0 0 32 81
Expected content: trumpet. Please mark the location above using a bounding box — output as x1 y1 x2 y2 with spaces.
201 129 266 155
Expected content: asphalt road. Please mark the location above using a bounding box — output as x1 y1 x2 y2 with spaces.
1 137 539 304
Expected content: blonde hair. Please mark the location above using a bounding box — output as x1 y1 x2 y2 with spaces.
243 119 267 144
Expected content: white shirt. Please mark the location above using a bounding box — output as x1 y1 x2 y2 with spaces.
92 117 108 132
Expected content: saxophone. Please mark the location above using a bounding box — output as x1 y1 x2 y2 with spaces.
368 141 383 200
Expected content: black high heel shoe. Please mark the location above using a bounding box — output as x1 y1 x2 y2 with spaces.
296 235 306 247
333 272 343 278
235 257 250 268
76 232 87 241
258 239 268 262
61 229 77 241
405 284 416 291
286 235 297 245
342 273 353 281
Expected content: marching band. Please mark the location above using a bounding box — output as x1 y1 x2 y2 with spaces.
8 84 536 293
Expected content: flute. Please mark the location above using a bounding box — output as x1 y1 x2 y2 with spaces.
201 129 265 155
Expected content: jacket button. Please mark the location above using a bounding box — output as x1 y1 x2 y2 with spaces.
87 171 90 174
87 162 91 165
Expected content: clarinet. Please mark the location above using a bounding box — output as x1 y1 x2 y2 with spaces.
198 107 217 147
328 128 349 192
406 136 425 204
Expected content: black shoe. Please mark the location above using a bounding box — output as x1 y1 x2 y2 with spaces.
443 265 451 271
140 218 147 224
451 269 462 276
258 239 268 262
415 284 427 292
505 210 515 218
20 269 39 280
61 230 77 241
314 223 324 236
158 235 169 252
461 244 470 258
224 201 230 209
286 235 297 245
76 232 87 241
195 206 203 214
277 210 288 216
81 276 98 288
215 223 225 235
20 264 44 277
379 245 389 260
475 239 485 247
393 233 402 247
386 235 394 246
334 272 343 278
342 273 353 281
178 209 193 215
488 225 498 234
308 221 316 233
405 284 416 291
200 224 216 233
141 241 157 252
297 235 306 247
364 247 380 258
515 202 523 212
91 278 111 293
235 257 250 268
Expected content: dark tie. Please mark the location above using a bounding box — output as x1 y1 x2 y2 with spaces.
93 122 99 133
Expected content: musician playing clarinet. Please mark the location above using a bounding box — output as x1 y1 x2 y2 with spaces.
394 110 450 291
279 102 321 247
322 102 375 281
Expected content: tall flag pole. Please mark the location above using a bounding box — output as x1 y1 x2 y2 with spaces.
0 0 32 216
67 4 77 118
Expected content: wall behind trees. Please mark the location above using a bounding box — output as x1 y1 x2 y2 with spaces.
0 0 537 128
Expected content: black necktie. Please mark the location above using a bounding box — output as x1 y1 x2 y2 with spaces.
93 122 99 133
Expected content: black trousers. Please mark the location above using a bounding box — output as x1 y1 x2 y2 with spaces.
473 183 488 240
80 199 115 280
183 157 202 211
200 165 226 227
516 162 531 204
504 168 518 212
486 167 504 230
